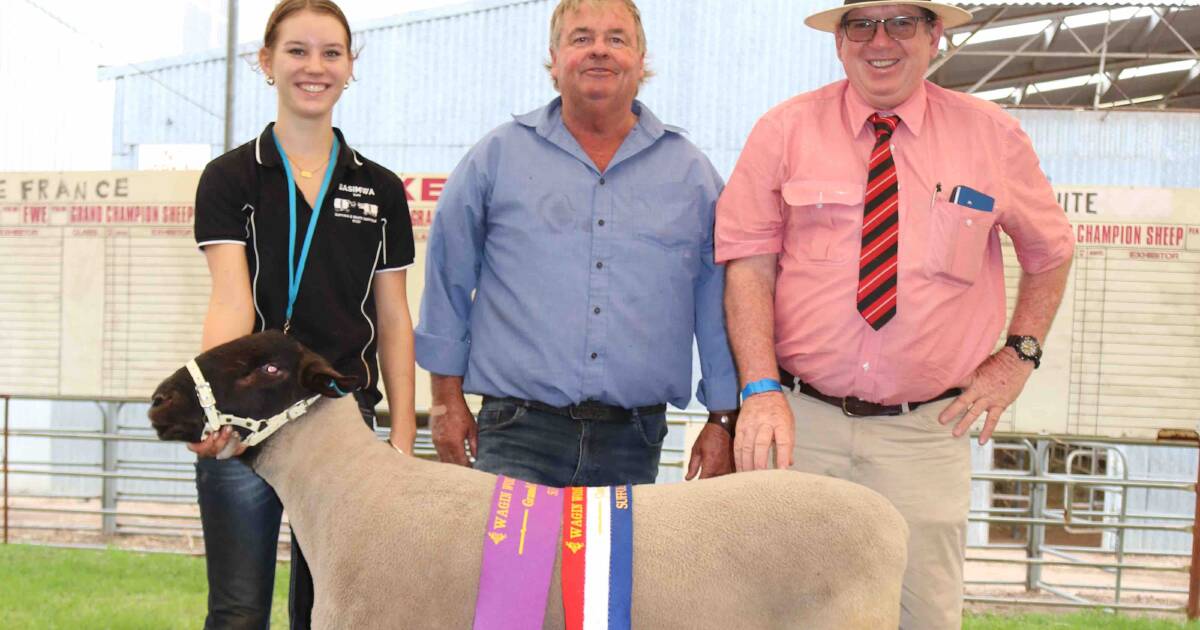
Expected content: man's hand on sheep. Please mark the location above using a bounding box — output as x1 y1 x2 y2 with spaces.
187 426 248 459
685 419 735 480
734 391 794 472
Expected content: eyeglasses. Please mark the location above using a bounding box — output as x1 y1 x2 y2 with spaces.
841 15 934 42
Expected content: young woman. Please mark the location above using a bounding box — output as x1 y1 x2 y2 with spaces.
189 1 415 627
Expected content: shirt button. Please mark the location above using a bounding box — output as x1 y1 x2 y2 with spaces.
597 219 605 227
590 352 598 360
966 218 974 227
862 362 870 372
595 261 603 269
594 307 601 314
599 177 606 185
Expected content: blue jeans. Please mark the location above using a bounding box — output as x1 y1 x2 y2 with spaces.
194 395 375 630
472 398 667 487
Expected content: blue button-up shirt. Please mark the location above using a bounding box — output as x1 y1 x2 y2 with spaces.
415 98 738 411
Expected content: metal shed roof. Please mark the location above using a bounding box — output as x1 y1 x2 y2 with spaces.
933 2 1200 110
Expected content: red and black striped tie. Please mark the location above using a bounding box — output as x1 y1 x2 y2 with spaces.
858 113 900 330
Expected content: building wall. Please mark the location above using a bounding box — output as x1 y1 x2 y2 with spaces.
104 0 844 172
1107 444 1197 555
102 0 1200 188
1013 109 1200 188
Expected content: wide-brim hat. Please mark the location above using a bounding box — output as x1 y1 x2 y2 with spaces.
805 0 973 33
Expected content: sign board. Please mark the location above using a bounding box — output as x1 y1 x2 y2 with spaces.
0 173 1196 440
0 171 444 413
997 186 1200 441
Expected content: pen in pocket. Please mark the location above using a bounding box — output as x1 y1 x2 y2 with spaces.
929 182 942 212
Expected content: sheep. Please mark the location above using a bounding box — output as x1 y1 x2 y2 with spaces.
149 331 908 630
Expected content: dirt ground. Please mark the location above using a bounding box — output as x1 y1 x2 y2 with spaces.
3 496 1190 613
964 546 1189 615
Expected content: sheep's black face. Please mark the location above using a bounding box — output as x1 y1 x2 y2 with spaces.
147 331 357 443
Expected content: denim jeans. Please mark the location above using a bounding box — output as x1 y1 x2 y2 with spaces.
471 397 667 487
194 393 375 630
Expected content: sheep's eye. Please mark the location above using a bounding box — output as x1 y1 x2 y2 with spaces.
261 363 280 375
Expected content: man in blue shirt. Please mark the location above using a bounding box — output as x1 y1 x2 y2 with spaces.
415 0 738 487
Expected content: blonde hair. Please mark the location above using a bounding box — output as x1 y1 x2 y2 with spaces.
544 0 654 89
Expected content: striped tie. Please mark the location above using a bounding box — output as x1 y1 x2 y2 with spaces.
858 113 900 330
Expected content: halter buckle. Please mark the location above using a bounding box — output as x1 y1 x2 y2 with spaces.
287 401 308 419
195 382 217 409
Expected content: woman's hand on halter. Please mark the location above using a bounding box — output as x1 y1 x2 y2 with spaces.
188 426 249 459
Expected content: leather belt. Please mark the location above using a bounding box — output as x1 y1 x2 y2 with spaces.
778 368 961 417
484 396 666 423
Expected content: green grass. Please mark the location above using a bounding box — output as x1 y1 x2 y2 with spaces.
0 544 288 630
966 611 1200 629
2 543 1200 629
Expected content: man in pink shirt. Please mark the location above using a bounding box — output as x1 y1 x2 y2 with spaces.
716 1 1074 627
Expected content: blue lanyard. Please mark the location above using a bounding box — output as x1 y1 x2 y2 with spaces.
272 130 339 334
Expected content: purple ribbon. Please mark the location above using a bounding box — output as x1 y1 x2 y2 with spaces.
473 476 564 630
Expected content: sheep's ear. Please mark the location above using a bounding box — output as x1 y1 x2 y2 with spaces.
298 353 358 398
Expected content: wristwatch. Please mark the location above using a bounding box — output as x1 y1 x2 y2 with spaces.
708 412 738 437
1005 335 1042 369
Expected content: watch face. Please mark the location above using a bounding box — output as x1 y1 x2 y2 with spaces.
1011 337 1042 359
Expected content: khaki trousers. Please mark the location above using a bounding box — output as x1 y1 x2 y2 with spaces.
786 389 971 630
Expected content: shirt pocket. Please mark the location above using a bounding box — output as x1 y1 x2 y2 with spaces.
629 182 704 249
924 199 997 287
781 179 864 264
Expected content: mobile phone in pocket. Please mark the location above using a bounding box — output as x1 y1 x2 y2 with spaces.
949 185 994 212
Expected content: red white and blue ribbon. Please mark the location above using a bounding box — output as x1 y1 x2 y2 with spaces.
473 476 563 630
562 485 633 630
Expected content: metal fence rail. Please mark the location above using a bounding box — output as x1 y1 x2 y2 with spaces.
1 395 699 549
3 396 1197 617
964 438 1195 616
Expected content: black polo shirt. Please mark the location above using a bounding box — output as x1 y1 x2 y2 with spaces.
194 123 415 406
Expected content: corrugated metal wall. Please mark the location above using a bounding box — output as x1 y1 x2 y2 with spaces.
89 0 1200 551
1012 109 1200 188
104 0 846 173
103 0 1200 186
1108 445 1197 554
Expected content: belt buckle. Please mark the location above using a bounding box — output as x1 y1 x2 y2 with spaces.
841 397 862 417
568 403 601 421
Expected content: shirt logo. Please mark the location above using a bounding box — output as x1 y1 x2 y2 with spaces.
338 183 376 197
333 197 379 224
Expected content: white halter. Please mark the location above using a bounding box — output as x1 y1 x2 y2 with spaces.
186 359 322 447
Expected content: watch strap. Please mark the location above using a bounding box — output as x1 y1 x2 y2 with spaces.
707 412 737 437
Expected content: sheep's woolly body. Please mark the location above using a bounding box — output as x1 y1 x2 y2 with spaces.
253 396 907 630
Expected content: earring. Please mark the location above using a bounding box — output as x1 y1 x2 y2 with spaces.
344 81 350 90
266 76 275 86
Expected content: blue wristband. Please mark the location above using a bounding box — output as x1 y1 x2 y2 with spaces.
741 378 783 401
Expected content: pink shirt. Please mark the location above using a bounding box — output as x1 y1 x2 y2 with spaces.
716 80 1074 405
